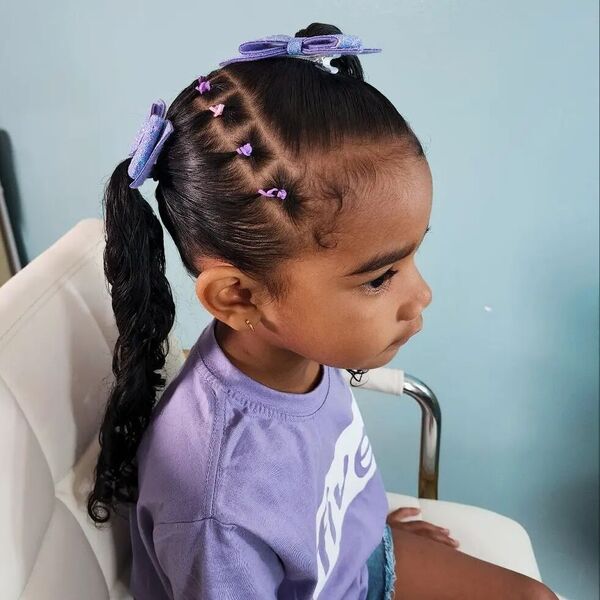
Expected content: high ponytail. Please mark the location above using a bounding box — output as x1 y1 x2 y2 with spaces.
294 22 365 81
87 159 175 526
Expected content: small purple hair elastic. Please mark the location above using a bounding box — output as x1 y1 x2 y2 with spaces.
209 103 225 117
258 187 287 200
195 75 211 94
236 142 253 156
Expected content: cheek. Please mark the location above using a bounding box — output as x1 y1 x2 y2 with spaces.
311 284 387 331
325 291 404 360
275 276 396 364
302 300 392 366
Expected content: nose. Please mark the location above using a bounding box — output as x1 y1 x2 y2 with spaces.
419 280 433 310
400 276 432 322
412 269 432 311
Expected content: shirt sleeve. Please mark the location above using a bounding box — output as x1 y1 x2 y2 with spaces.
152 517 285 600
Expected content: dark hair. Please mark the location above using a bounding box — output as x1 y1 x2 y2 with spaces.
87 21 426 526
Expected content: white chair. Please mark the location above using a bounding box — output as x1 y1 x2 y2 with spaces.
0 219 564 599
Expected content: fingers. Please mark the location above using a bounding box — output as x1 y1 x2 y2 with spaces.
388 518 460 549
386 508 460 549
387 506 421 521
404 521 459 548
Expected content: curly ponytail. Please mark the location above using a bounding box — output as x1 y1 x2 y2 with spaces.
87 159 175 526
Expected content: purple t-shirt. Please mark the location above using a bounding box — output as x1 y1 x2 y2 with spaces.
129 317 389 599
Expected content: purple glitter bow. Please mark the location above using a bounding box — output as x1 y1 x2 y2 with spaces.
219 33 381 67
127 99 174 189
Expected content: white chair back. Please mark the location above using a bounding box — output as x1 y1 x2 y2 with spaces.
0 218 185 599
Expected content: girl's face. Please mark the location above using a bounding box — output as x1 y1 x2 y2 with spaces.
258 157 433 371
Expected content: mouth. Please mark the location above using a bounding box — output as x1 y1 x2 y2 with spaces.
387 323 423 348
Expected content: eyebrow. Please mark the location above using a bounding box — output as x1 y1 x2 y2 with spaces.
343 225 431 277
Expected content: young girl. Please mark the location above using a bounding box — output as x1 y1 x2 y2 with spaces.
88 21 559 600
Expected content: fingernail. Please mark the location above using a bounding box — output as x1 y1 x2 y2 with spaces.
442 528 450 533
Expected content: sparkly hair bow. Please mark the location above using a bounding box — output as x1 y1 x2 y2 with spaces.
218 33 381 68
127 99 174 189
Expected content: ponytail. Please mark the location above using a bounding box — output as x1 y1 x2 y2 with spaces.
87 159 175 526
295 22 365 81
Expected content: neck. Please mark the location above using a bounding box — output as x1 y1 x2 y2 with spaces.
214 319 323 394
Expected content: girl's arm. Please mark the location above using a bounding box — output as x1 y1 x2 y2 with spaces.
153 517 283 599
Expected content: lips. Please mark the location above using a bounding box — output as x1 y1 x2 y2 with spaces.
390 322 423 346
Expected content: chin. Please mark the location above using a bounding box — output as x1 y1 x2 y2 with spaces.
346 355 393 371
370 355 396 369
336 341 405 371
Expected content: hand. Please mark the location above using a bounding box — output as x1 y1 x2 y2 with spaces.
386 507 460 549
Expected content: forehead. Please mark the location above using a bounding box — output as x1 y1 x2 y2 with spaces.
317 158 433 276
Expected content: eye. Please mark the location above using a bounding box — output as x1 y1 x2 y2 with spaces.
358 226 431 297
361 268 399 296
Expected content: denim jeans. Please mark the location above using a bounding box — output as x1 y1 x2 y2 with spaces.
365 524 396 599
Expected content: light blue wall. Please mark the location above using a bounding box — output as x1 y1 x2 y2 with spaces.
1 1 597 598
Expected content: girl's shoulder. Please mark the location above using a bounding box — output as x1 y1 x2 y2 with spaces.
134 355 222 523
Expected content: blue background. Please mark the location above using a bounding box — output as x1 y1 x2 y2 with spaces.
1 1 597 598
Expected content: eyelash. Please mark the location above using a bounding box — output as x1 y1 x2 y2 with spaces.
360 226 431 296
361 268 399 296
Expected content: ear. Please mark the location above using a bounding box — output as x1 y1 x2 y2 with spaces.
194 265 264 331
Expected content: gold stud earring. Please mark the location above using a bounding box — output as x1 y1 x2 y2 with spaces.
245 319 255 332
